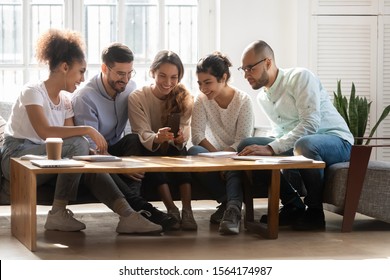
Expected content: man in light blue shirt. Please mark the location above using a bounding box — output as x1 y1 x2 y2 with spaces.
72 43 175 231
238 40 353 230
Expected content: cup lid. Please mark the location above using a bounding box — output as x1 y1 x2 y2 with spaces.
45 137 63 143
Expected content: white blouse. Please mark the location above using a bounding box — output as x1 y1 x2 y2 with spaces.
191 87 254 151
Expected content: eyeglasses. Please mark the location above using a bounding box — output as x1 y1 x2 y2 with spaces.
107 66 136 79
238 58 267 74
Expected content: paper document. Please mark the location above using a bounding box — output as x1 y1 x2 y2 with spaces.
198 151 237 158
231 155 313 163
21 154 47 160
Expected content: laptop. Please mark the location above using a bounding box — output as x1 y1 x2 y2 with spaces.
30 159 85 168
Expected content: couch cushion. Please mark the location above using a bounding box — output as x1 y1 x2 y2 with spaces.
324 161 390 223
0 101 13 121
0 115 5 147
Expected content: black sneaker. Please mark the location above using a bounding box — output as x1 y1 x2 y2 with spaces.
218 206 241 235
143 207 177 231
260 204 305 226
210 202 227 224
292 208 326 231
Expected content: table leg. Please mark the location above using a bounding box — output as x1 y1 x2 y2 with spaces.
10 160 37 251
266 169 280 239
243 170 254 224
244 169 280 239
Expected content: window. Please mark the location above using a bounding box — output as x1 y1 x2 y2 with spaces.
0 0 212 102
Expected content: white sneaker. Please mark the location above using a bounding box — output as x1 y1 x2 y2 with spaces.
44 209 86 231
116 211 162 234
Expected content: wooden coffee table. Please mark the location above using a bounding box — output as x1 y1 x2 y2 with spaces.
10 156 325 251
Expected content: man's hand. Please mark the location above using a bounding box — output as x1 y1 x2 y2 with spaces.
238 144 274 156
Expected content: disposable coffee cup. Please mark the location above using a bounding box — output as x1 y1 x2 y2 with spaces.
45 138 63 160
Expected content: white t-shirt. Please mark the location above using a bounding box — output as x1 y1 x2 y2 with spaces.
5 81 74 144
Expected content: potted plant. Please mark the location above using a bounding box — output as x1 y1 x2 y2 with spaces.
333 80 390 145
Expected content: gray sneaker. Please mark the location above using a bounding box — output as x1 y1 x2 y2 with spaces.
116 211 162 234
44 209 86 232
218 206 241 235
210 202 226 224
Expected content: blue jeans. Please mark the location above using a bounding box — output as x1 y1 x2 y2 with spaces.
0 136 135 211
188 145 243 208
237 135 352 209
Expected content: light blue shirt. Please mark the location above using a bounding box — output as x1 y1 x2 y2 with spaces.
257 68 354 154
72 73 136 148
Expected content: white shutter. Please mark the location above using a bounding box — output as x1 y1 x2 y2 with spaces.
313 0 379 15
311 15 378 155
382 0 390 14
377 15 390 160
311 16 377 109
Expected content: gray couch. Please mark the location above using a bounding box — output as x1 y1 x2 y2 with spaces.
325 161 390 224
323 144 390 231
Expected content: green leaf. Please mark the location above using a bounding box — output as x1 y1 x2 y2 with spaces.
365 105 390 145
333 80 349 126
332 80 389 146
356 98 371 144
348 83 359 138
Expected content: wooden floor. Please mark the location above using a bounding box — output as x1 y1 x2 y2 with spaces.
1 199 390 260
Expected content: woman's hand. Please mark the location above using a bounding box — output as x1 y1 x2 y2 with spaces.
87 127 108 154
154 127 174 144
173 128 185 145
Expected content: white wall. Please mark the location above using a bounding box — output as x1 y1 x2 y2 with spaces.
217 0 300 127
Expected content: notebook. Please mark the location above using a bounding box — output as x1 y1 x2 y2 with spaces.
30 159 85 168
72 155 122 162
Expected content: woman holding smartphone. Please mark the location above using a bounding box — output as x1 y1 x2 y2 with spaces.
128 50 197 231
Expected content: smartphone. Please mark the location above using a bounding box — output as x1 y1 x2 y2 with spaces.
167 113 181 137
